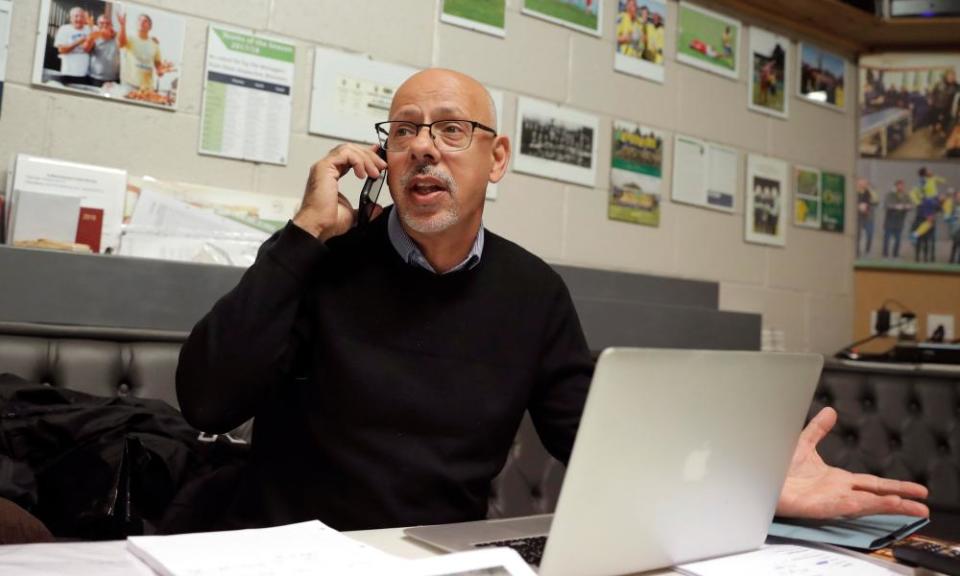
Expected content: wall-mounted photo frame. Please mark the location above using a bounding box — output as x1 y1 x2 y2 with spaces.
613 0 666 84
32 0 185 110
676 1 740 81
440 0 506 38
793 165 821 229
797 42 846 112
609 119 666 227
514 96 599 188
747 27 789 120
522 0 602 37
745 154 789 247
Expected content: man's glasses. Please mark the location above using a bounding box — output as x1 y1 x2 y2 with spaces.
375 120 497 152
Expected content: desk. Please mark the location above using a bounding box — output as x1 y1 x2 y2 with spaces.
860 108 913 156
0 527 688 575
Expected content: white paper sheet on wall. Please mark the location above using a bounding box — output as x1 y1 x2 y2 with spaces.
0 0 12 119
309 47 418 144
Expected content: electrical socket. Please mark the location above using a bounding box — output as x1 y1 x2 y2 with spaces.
927 314 955 340
870 309 900 337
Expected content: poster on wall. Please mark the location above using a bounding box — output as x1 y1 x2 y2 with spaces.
676 2 740 81
522 0 602 37
793 165 821 229
32 0 185 109
0 0 12 119
514 97 598 187
671 134 738 212
856 159 958 265
745 154 788 246
441 0 506 38
609 120 665 227
798 42 846 111
748 27 789 120
198 26 295 166
309 47 417 144
820 170 846 233
859 53 960 161
613 0 666 83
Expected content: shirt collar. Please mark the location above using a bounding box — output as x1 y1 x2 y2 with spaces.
387 207 484 274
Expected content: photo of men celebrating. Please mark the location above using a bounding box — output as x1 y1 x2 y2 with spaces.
614 0 666 83
33 0 184 109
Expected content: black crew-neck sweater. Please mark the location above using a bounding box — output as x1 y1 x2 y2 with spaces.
176 209 594 530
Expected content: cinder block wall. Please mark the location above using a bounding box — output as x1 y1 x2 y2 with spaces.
0 0 856 354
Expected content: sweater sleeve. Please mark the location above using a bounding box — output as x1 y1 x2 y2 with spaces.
176 222 328 433
527 277 594 465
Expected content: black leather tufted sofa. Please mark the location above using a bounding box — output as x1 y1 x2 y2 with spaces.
809 360 960 512
4 323 958 527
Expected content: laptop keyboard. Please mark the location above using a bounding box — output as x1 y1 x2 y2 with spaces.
474 536 548 566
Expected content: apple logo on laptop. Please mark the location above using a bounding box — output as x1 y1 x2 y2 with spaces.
682 443 711 482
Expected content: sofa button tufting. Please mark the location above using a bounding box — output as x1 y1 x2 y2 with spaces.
889 436 901 449
861 397 875 410
117 382 130 396
908 400 921 413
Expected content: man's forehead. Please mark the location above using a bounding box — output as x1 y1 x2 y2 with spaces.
389 70 490 121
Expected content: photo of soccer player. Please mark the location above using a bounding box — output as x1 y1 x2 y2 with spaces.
676 1 740 80
614 0 666 83
440 0 506 38
609 120 665 227
32 0 184 110
748 27 789 119
793 166 821 229
522 0 602 37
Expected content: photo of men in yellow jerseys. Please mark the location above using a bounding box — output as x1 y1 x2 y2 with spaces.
616 0 664 65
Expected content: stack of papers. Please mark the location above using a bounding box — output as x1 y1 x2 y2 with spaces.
127 520 535 576
678 544 904 576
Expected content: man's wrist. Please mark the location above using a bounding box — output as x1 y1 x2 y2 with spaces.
291 214 325 240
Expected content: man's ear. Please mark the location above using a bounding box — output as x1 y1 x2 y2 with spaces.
488 135 511 184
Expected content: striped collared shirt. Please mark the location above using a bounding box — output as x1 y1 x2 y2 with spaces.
387 207 484 274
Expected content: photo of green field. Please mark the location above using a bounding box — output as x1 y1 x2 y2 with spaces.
524 0 600 35
677 3 738 76
443 0 506 29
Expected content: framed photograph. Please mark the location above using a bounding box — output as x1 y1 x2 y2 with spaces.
309 47 418 144
522 0 602 37
440 0 506 38
671 134 738 213
859 53 960 160
793 165 821 229
748 27 789 119
613 0 666 84
514 96 599 188
745 154 788 246
820 170 846 233
676 1 740 80
609 120 665 227
798 42 846 111
32 0 184 110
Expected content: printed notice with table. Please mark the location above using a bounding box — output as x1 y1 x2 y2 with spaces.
199 26 295 165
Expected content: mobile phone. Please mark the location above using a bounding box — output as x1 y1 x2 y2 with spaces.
357 146 387 228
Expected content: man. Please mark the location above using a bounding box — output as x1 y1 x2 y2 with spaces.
53 7 91 80
856 178 878 257
883 180 912 259
118 11 164 92
84 14 120 87
177 69 927 532
615 0 644 58
929 69 958 141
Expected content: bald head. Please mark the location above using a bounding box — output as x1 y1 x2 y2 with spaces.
390 69 497 131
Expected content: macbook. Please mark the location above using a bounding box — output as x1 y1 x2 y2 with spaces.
405 348 824 576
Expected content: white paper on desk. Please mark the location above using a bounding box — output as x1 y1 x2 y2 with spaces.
11 191 81 245
394 548 536 576
677 544 900 576
127 520 405 576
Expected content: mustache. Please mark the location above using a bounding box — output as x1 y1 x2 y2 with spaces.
398 164 457 194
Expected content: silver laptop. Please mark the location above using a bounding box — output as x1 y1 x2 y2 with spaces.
405 348 824 576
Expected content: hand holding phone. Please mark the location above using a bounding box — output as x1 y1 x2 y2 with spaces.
357 145 387 228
